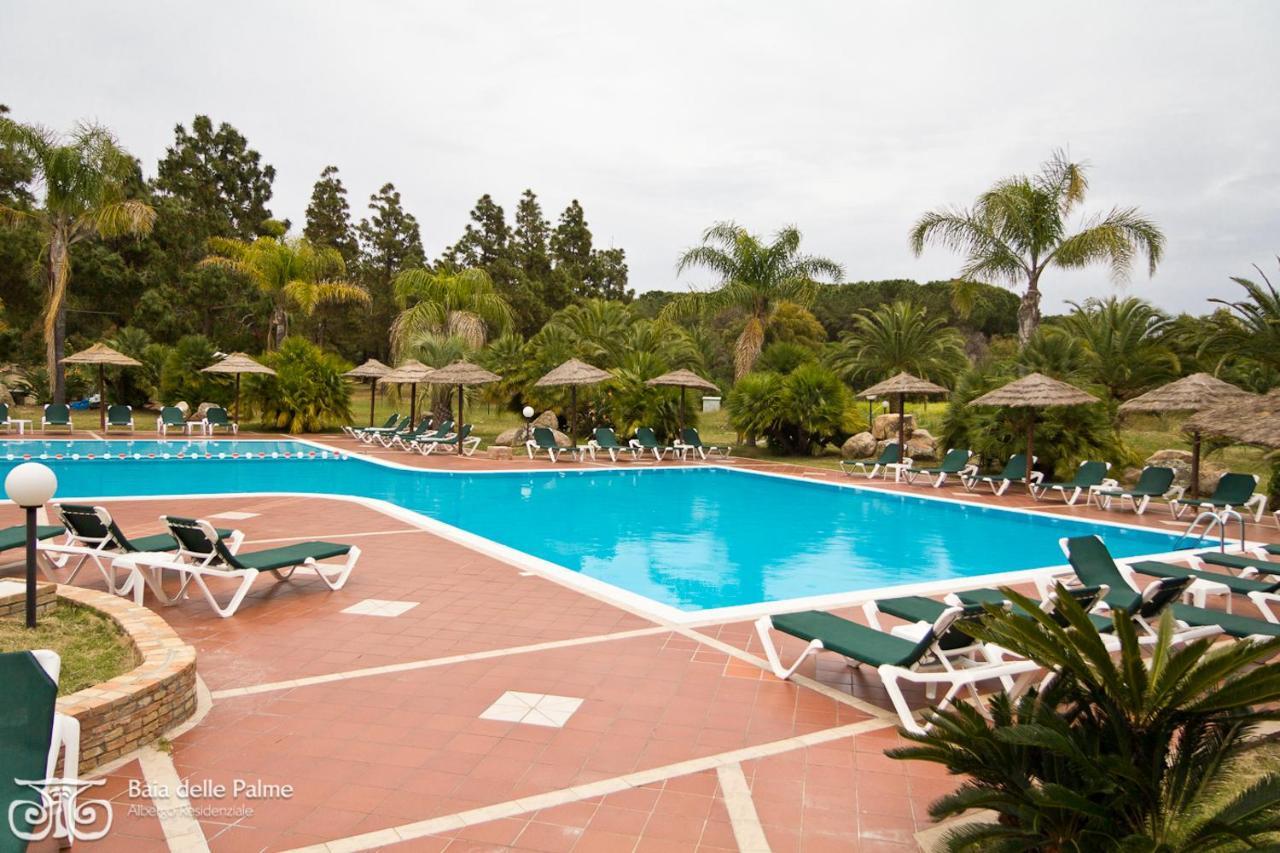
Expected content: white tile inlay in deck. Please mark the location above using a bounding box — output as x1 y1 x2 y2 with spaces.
340 598 419 617
206 510 260 520
479 691 583 727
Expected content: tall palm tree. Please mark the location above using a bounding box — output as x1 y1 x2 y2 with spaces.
390 267 512 357
830 300 968 391
0 119 155 401
1200 261 1280 380
668 222 843 379
1062 296 1179 401
200 234 369 349
909 150 1164 344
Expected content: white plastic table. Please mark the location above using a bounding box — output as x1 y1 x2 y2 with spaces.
8 419 32 435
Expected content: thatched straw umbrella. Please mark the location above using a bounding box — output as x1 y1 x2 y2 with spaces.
645 369 719 438
1183 390 1280 450
859 372 950 460
344 359 391 427
534 358 611 443
378 359 434 425
424 362 501 455
63 342 141 431
201 352 276 425
1119 373 1254 498
970 373 1100 487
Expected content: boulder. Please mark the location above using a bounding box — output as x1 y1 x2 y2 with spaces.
494 425 572 448
872 413 916 441
905 428 938 461
841 431 877 459
0 385 13 406
532 410 559 429
1144 449 1226 495
195 402 218 420
174 401 190 416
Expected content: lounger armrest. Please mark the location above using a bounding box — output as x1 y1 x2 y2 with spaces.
1029 471 1045 485
1166 485 1186 502
1248 591 1280 624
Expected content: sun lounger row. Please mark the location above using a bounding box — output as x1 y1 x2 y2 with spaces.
344 414 481 455
27 503 361 618
756 535 1280 733
526 426 730 463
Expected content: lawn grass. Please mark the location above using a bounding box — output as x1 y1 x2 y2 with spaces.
0 602 138 694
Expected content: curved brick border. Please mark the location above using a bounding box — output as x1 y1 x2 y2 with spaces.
54 584 197 771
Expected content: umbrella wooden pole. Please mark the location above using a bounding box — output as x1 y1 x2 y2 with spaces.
570 386 577 444
369 381 376 427
1026 414 1036 493
234 373 241 425
680 387 686 438
409 383 417 425
1190 430 1201 500
457 383 464 455
897 392 906 464
98 364 106 431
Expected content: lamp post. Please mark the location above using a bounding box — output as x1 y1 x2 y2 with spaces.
522 405 535 444
4 462 58 628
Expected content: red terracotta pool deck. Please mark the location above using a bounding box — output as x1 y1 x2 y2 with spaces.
3 435 1278 851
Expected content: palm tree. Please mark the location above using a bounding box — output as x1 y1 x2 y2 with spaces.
668 222 843 379
200 233 369 349
0 119 155 401
830 300 968 391
909 150 1165 343
1200 261 1280 381
1062 296 1179 401
390 267 513 357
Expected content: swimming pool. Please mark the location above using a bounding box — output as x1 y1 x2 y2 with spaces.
0 439 341 460
0 440 1186 616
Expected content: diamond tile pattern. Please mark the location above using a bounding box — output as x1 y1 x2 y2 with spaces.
480 691 585 727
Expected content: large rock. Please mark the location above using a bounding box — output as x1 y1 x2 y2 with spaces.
195 402 218 420
495 425 572 448
0 385 13 406
174 401 190 416
841 431 877 459
872 413 916 441
905 428 938 461
532 410 559 429
1144 449 1226 495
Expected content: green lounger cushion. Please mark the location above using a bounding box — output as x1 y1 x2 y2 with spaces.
770 610 923 667
127 528 236 553
0 651 57 849
229 541 351 572
0 524 65 552
1129 560 1280 595
1197 552 1280 577
1170 604 1280 639
874 596 947 624
1097 467 1175 499
914 449 970 476
1266 544 1280 557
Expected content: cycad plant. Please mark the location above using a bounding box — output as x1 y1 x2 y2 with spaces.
201 232 369 349
1200 261 1280 384
830 300 968 391
668 222 843 379
891 588 1280 851
1062 296 1180 402
910 150 1164 343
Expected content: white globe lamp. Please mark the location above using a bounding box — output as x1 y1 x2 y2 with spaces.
4 462 58 628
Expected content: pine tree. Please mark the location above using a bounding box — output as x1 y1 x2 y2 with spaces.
357 183 425 359
441 194 511 268
550 199 631 302
304 165 358 266
512 189 569 312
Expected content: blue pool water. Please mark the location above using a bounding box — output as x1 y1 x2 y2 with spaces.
0 443 1184 612
0 439 337 460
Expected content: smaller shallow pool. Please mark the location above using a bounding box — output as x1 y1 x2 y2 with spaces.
0 438 340 460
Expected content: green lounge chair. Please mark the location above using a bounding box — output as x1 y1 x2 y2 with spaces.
105 403 134 432
589 427 634 463
0 523 65 555
675 427 729 461
1031 460 1112 505
1 649 81 850
406 419 452 452
203 406 237 435
378 416 430 449
1172 472 1266 522
417 423 480 456
963 453 1041 496
841 442 905 480
755 603 1040 734
40 503 243 594
630 427 672 461
903 448 976 488
0 403 12 432
526 426 580 463
1094 465 1179 516
1061 535 1280 640
157 405 192 436
41 403 72 433
346 412 399 440
868 585 1112 635
387 417 436 450
360 414 410 444
132 516 361 617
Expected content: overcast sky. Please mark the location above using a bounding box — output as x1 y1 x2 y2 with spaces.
3 1 1277 315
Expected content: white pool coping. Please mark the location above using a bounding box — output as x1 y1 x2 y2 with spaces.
2 435 1263 626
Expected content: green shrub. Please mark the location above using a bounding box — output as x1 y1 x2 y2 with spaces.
755 341 815 375
727 364 853 454
157 335 229 407
243 337 352 433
